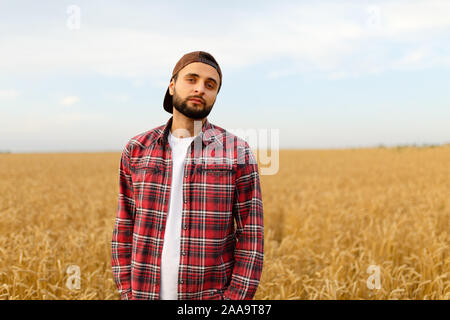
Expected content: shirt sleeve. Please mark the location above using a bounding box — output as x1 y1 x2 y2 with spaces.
111 142 135 300
223 142 264 300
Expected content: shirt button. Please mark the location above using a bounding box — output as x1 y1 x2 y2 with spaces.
184 199 187 204
184 172 188 178
179 279 184 284
181 251 186 256
183 224 187 230
158 225 163 231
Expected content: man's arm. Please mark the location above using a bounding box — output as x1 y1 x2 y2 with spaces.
223 143 264 300
111 142 135 300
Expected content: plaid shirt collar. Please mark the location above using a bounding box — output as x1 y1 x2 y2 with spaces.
156 116 219 147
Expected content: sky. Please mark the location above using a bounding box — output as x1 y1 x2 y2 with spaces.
0 0 449 152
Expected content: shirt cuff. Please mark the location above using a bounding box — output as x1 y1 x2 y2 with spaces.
120 290 132 300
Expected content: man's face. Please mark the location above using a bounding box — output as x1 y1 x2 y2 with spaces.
169 62 220 120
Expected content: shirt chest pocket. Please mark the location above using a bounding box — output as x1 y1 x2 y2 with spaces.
129 163 167 219
197 163 235 182
193 162 235 206
130 162 166 192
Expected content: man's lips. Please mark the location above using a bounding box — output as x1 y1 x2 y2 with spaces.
188 98 204 104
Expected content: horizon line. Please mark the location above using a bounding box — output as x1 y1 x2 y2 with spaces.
1 142 449 154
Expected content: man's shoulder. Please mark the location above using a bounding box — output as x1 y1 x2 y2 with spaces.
210 124 257 167
210 123 249 150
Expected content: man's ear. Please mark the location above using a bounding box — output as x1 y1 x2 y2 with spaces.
169 79 175 96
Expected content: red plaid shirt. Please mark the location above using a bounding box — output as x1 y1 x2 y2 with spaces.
111 116 264 300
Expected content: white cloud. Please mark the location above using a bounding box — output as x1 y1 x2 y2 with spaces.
60 96 80 106
392 47 431 70
0 90 20 99
0 0 449 81
380 0 450 35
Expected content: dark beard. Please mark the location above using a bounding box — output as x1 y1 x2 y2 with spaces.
172 89 214 120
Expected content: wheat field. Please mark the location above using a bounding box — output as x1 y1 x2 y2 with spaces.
0 146 448 300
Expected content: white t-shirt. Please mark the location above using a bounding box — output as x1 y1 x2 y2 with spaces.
159 130 196 300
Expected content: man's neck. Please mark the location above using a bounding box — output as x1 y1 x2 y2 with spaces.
170 111 206 138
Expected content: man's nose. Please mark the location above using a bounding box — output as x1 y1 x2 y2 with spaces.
194 83 205 95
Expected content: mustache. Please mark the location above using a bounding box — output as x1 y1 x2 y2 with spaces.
187 96 205 104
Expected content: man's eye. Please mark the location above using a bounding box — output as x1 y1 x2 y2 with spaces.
207 83 214 89
187 78 194 82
